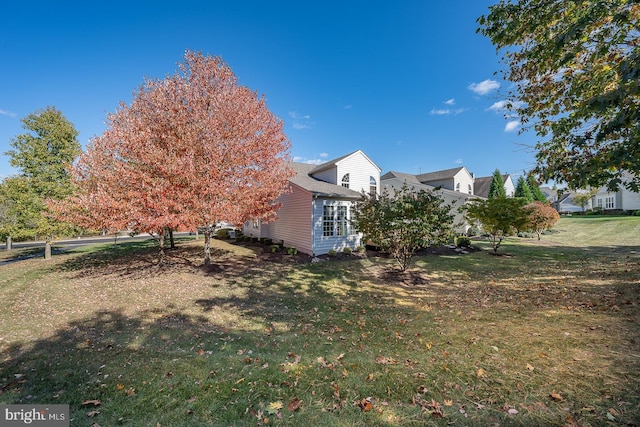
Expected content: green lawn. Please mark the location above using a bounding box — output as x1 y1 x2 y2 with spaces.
1 217 639 426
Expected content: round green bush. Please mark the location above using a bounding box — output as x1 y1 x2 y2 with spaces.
455 236 471 247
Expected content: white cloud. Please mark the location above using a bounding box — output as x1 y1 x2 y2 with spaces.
319 152 329 158
455 158 463 164
486 100 523 113
429 108 465 116
468 79 500 95
343 104 352 109
288 111 314 130
505 120 521 132
293 155 326 165
0 109 17 118
444 99 456 106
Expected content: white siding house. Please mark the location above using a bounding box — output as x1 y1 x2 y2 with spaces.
380 171 478 235
416 166 476 195
593 186 640 212
243 150 381 256
473 174 515 198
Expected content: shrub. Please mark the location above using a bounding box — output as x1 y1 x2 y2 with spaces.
466 226 480 237
260 237 273 245
342 247 352 256
455 236 471 247
356 245 366 253
328 249 337 257
285 247 297 255
634 210 640 217
517 231 536 238
216 229 230 239
270 244 280 253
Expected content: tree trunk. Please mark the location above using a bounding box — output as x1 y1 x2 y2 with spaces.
6 236 11 251
203 230 211 266
168 228 175 249
44 240 52 260
158 228 166 256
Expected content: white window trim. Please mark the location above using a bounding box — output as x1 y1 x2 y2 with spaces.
322 202 352 237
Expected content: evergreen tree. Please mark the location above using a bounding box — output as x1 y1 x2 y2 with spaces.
514 176 534 202
527 175 548 202
488 169 507 199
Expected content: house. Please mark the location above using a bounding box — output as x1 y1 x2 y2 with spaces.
243 150 381 256
592 179 640 212
473 174 515 198
414 166 476 195
553 191 590 213
539 186 558 203
380 170 479 234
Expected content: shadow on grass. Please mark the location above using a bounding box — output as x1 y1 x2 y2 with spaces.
5 236 638 425
0 288 417 426
55 239 249 279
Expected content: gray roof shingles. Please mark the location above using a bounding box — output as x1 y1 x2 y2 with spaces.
290 162 363 199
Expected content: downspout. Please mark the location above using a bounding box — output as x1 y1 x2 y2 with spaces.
312 193 318 257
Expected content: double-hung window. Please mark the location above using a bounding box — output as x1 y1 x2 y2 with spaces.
605 197 614 209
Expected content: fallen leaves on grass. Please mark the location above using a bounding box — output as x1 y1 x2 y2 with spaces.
82 400 101 406
287 397 302 412
268 401 283 411
356 397 373 412
550 390 564 401
375 355 398 365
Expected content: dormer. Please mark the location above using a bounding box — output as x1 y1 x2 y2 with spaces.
309 150 382 196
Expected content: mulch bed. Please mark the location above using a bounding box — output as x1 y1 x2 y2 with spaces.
232 240 480 265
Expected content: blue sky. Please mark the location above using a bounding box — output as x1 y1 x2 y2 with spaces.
0 0 539 181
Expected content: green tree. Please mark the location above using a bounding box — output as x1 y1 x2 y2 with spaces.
514 176 534 202
572 189 598 211
488 169 507 199
1 107 81 257
352 184 454 271
478 1 640 191
527 175 548 202
463 197 531 253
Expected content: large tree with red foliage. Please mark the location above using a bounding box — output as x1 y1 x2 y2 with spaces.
56 51 293 265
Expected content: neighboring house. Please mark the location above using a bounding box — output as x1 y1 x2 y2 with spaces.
553 192 589 213
243 150 381 256
473 174 515 198
415 166 476 195
593 181 640 212
380 171 479 234
540 186 558 203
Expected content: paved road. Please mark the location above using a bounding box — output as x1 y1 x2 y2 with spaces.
0 232 194 265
